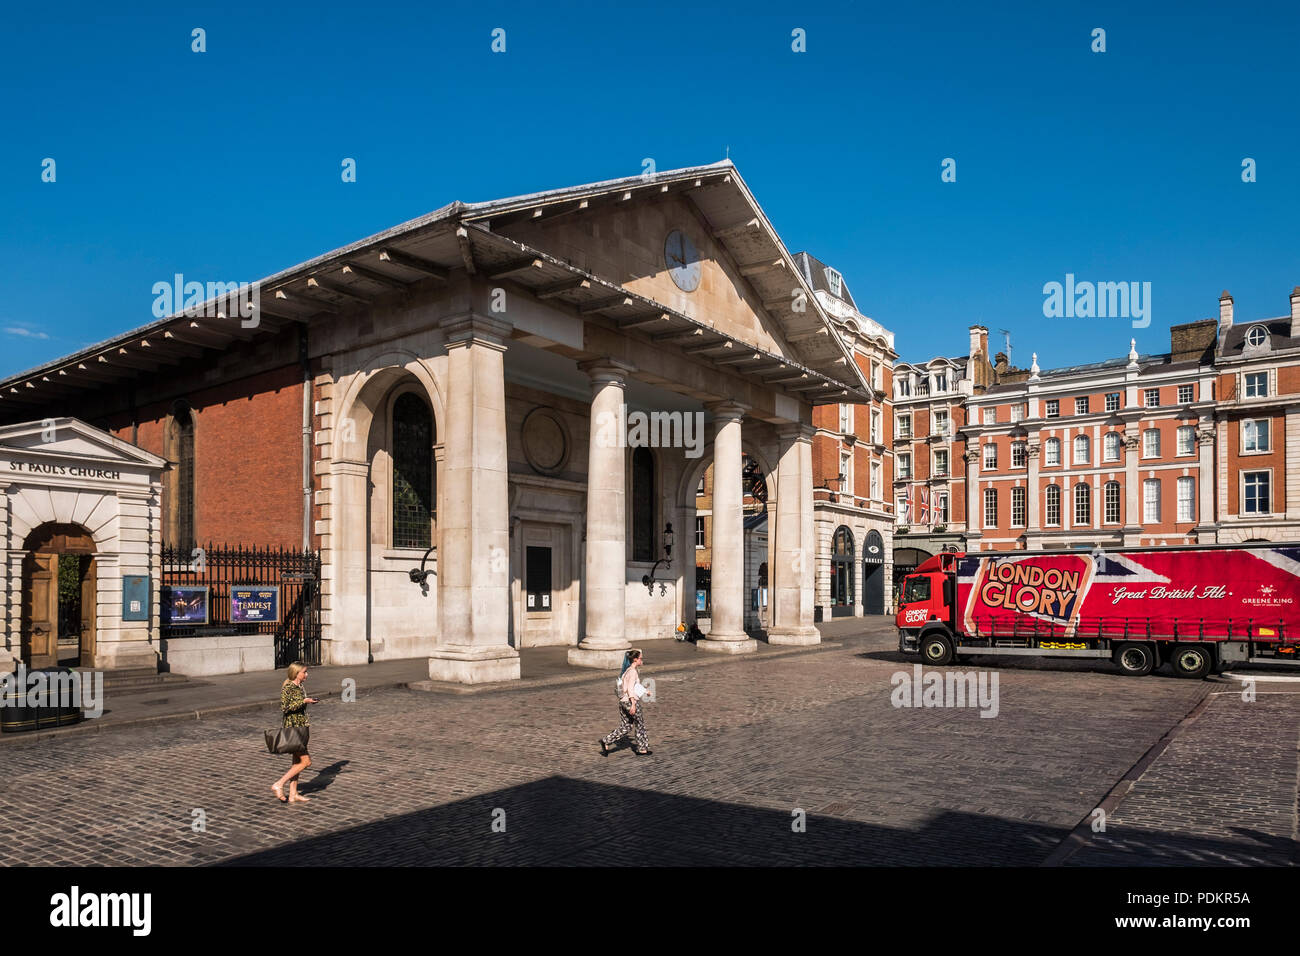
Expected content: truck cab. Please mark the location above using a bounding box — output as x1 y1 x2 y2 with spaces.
895 552 958 654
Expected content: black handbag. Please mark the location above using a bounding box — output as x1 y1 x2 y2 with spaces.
264 726 310 755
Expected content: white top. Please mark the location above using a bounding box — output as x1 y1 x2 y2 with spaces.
621 666 647 701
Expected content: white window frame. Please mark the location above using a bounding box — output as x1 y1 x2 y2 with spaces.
1242 469 1272 515
1011 442 1026 468
934 371 947 392
1073 435 1090 464
1178 384 1194 404
1103 431 1120 462
1010 403 1024 423
1045 485 1061 526
1144 388 1160 408
839 450 853 495
933 449 949 477
982 407 996 425
898 453 912 479
933 409 949 437
839 403 852 434
1011 486 1026 527
935 491 949 524
1074 397 1089 415
695 516 705 548
983 443 997 470
983 488 998 528
1241 418 1271 454
1143 478 1161 524
1245 325 1267 348
870 460 881 500
870 410 881 445
1177 477 1195 522
1045 399 1059 419
825 267 843 297
1143 428 1161 459
896 413 912 439
1244 371 1268 398
1074 483 1091 526
1105 392 1120 412
1044 438 1061 466
1176 426 1195 457
1103 481 1121 524
897 378 911 398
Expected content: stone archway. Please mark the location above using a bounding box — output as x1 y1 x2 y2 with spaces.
326 355 446 665
21 523 97 668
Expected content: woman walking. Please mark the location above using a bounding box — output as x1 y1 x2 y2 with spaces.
271 661 318 803
599 648 652 756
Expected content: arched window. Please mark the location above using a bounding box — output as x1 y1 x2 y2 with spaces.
1103 431 1121 461
1073 435 1090 464
631 447 655 562
831 526 855 611
166 403 196 548
1044 438 1061 466
392 392 434 549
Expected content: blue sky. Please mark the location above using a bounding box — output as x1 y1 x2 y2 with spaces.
3 0 1297 378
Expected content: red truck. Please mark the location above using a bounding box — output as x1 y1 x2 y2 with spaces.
895 545 1300 678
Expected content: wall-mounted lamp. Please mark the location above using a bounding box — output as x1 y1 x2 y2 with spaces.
641 523 673 593
407 546 437 595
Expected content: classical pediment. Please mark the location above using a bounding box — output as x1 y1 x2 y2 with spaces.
460 163 869 394
0 418 167 470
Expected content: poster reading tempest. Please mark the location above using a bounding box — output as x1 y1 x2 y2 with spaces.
229 586 280 624
161 585 209 625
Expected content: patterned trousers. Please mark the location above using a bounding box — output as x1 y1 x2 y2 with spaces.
602 704 648 750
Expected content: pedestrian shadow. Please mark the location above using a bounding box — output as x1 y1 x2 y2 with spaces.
298 760 349 795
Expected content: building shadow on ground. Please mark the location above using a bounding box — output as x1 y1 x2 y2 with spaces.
213 775 1294 867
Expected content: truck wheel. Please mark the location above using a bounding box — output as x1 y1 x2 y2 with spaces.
921 633 954 666
1114 642 1155 677
1171 645 1212 680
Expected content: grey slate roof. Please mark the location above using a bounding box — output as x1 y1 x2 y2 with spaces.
1220 316 1300 355
790 251 858 310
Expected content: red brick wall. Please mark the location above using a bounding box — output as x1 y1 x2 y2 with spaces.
114 365 307 548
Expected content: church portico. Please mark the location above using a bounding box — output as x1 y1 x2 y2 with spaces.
1 163 871 684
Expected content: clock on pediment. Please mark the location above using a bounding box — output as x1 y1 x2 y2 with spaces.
664 229 701 292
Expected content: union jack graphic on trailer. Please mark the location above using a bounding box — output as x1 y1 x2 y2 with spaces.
956 546 1300 641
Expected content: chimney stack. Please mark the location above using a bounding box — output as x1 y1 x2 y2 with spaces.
1219 290 1234 331
968 325 984 359
1291 286 1300 338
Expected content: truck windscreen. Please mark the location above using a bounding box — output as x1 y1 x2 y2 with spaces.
903 576 930 604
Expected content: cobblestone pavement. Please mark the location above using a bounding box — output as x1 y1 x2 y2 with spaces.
2 623 1293 866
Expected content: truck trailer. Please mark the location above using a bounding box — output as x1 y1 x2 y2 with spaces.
895 544 1300 678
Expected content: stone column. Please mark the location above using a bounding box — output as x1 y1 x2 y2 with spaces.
325 457 372 665
1122 427 1141 547
1194 422 1218 542
769 424 819 644
699 402 756 653
430 313 520 683
1286 406 1300 522
1024 440 1042 549
963 448 981 547
569 361 634 669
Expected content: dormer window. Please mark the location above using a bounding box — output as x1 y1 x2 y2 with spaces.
1245 325 1268 348
825 267 843 298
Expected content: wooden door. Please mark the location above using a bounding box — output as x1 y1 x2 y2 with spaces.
22 553 58 668
80 558 97 667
